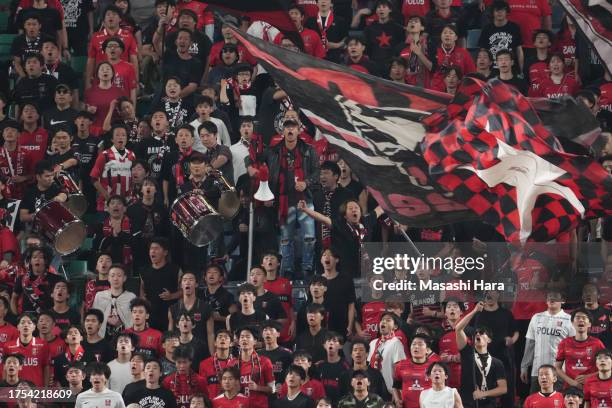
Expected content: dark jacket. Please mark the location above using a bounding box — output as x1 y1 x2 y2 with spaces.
256 139 320 201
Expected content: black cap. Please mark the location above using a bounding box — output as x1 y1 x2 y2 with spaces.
352 370 369 379
2 120 21 131
75 110 94 120
187 152 207 163
55 83 71 92
283 119 299 128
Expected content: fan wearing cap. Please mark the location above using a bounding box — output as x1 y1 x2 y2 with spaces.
234 326 274 408
583 349 612 408
103 37 137 107
0 121 34 200
454 301 507 408
272 364 316 408
339 369 385 407
207 18 257 68
43 83 78 131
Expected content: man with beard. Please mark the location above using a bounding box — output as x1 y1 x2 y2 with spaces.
368 312 406 394
125 358 177 407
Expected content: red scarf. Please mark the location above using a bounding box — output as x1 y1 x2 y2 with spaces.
370 332 396 370
21 271 49 313
213 354 237 384
278 143 304 223
238 351 263 393
175 148 193 186
65 345 85 362
317 12 334 48
169 371 198 408
227 77 252 109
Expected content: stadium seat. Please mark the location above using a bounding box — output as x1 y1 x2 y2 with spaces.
80 237 93 251
0 33 15 61
63 259 89 279
467 29 481 50
71 55 87 75
0 12 9 33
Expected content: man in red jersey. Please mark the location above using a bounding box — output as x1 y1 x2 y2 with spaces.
36 311 65 373
235 326 274 408
507 0 551 48
555 308 605 389
0 297 18 342
199 330 236 398
102 37 137 106
0 121 33 200
524 364 565 408
262 251 294 344
392 334 440 408
162 344 209 407
277 5 326 58
126 298 162 358
90 124 135 212
355 278 386 343
207 19 257 68
563 387 583 408
212 367 250 407
1 313 49 386
438 298 464 389
85 5 138 89
18 103 48 164
583 349 612 408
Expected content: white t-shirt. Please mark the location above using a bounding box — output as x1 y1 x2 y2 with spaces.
75 387 126 408
526 310 575 376
107 359 132 394
230 141 249 181
420 386 456 408
367 336 406 392
190 117 232 152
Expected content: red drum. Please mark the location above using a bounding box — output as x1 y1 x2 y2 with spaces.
56 172 87 217
34 201 87 255
171 191 223 247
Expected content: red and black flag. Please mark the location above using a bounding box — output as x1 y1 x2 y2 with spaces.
231 28 474 227
422 78 612 243
203 0 296 32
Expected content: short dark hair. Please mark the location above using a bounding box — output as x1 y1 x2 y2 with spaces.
532 29 554 44
173 344 194 361
495 49 514 60
309 275 328 287
288 4 305 15
491 0 510 11
176 28 193 40
144 358 162 371
103 5 123 17
106 194 127 206
111 123 129 137
195 95 214 108
287 364 306 380
351 339 369 352
149 237 170 251
324 331 344 344
320 161 340 177
38 310 56 322
161 331 180 343
115 331 139 348
102 36 125 51
4 353 24 365
221 366 240 380
538 364 557 373
178 8 197 22
198 121 218 135
62 324 83 340
84 308 104 324
130 297 152 314
426 361 450 377
87 362 111 378
131 159 150 172
305 303 326 316
571 308 593 323
34 160 54 175
237 283 257 295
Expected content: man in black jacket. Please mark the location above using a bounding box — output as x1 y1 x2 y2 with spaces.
258 119 320 279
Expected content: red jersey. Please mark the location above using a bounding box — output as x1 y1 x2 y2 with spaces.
199 355 237 398
279 378 326 400
523 391 565 408
0 145 34 199
393 355 441 408
17 0 64 19
88 28 138 65
402 0 431 18
208 41 257 67
46 336 66 361
296 0 319 19
438 330 461 388
162 371 209 408
236 353 274 408
530 75 579 99
0 322 18 343
19 128 48 164
510 253 549 320
175 0 213 29
584 375 612 408
1 337 49 386
431 47 475 91
125 327 162 358
555 336 605 380
84 85 125 129
508 0 552 48
84 278 111 311
264 277 293 342
598 82 612 115
274 29 326 58
212 393 250 408
359 301 386 341
111 60 137 95
89 146 135 211
553 33 576 73
312 138 339 164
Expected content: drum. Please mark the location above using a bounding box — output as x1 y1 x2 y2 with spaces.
170 191 223 247
34 201 87 255
56 172 87 217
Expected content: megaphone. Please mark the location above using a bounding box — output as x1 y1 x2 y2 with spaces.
254 164 274 202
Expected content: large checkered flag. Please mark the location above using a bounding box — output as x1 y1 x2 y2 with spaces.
422 78 612 243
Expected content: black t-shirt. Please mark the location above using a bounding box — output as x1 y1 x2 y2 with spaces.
139 262 180 330
338 367 390 402
498 75 528 95
259 346 293 385
364 21 405 63
161 149 192 203
82 337 114 364
51 307 81 333
72 135 99 175
295 328 329 363
46 149 79 182
161 51 204 88
305 14 349 63
198 286 235 332
181 336 209 367
45 62 79 90
125 385 178 408
425 8 466 48
323 272 356 335
13 74 59 112
20 182 62 213
228 310 268 336
14 271 63 313
165 30 212 65
17 8 62 37
43 106 79 131
271 393 315 408
478 22 523 62
473 307 517 360
10 34 49 61
122 379 146 402
459 345 506 408
254 291 287 320
169 298 213 341
315 359 352 405
134 136 173 179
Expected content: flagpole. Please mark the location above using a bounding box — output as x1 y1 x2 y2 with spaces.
396 223 423 257
247 201 254 271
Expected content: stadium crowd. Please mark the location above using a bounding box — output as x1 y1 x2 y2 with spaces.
0 0 608 406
